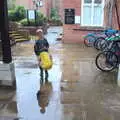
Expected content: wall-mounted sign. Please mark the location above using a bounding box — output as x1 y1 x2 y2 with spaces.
64 9 75 24
39 1 43 7
28 10 35 20
75 16 81 24
27 9 37 26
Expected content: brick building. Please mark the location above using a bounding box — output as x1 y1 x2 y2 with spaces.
104 0 120 30
15 0 52 18
52 0 63 21
63 0 105 43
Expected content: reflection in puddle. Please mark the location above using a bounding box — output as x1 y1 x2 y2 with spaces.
37 79 53 114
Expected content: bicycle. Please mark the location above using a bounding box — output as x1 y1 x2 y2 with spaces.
94 31 120 51
84 29 118 47
95 39 120 72
84 32 104 47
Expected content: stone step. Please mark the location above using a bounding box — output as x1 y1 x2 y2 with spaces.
9 31 17 34
9 31 30 44
9 33 21 36
0 116 19 120
13 36 24 39
15 38 29 43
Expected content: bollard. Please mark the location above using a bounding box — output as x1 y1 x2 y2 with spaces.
0 62 16 87
117 64 120 86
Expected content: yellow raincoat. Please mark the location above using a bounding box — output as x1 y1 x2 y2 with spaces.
39 52 53 70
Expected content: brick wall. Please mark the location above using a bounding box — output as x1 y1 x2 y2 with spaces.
63 0 105 43
64 0 81 15
15 0 33 9
51 0 63 21
63 0 82 43
63 0 99 43
63 25 103 43
46 0 52 18
59 0 63 21
63 25 90 43
112 1 120 30
104 0 120 30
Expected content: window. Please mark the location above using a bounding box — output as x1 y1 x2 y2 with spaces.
94 0 102 4
81 0 104 26
84 0 92 3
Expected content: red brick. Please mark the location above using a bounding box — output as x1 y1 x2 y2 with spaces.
104 0 120 30
63 0 106 43
63 0 96 43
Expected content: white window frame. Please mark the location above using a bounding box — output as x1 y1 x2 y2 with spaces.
81 0 105 26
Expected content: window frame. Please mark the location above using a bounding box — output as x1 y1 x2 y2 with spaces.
81 0 104 26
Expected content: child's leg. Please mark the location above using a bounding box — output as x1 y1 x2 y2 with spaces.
37 55 43 78
45 70 48 82
40 67 43 80
40 78 43 85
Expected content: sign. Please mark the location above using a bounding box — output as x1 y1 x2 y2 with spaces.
39 1 43 7
28 10 35 20
64 9 75 24
75 16 81 24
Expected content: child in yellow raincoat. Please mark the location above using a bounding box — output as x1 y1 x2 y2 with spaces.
34 29 52 81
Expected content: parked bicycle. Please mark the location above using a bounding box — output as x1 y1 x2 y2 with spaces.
84 28 118 47
94 31 120 51
95 39 120 72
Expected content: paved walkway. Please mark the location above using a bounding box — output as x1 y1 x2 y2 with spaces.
0 27 120 120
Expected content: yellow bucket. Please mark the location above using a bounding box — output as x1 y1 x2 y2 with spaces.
39 52 53 70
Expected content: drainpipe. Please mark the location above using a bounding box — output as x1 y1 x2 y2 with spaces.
0 0 12 63
108 0 114 28
0 0 16 87
115 0 120 30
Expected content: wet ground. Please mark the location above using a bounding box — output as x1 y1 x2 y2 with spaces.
0 27 120 120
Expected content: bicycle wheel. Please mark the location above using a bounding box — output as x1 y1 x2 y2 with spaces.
95 51 118 72
84 35 96 47
94 37 105 50
99 38 108 51
94 38 101 50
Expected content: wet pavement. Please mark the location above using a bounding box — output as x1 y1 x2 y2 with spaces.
0 27 120 120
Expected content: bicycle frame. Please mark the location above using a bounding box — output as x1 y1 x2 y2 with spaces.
107 41 120 59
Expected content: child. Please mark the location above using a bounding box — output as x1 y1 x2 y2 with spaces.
34 29 49 81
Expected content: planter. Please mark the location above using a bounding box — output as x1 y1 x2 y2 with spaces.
19 24 48 35
9 21 20 31
19 26 42 35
